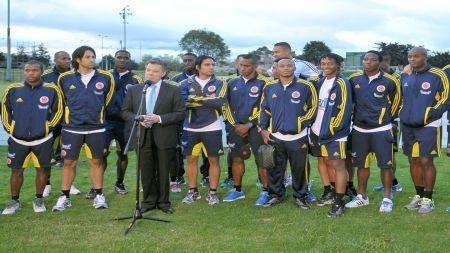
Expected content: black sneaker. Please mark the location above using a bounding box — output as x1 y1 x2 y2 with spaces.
295 197 310 209
85 188 96 199
115 182 128 194
327 203 345 218
263 196 285 208
345 186 357 200
200 176 210 188
176 176 186 185
317 191 335 207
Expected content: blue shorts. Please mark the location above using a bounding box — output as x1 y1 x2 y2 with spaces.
401 124 440 158
228 126 263 159
309 132 347 160
351 129 394 169
61 130 105 160
184 130 224 157
104 121 126 155
7 137 53 169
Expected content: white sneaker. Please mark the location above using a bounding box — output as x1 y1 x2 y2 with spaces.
93 194 108 209
2 199 20 215
52 195 71 211
379 198 393 213
33 198 47 213
70 185 81 195
43 185 51 198
345 194 369 208
170 182 181 193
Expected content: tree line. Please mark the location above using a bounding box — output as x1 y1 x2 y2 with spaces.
1 29 450 69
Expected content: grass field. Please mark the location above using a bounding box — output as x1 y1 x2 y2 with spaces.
0 147 449 253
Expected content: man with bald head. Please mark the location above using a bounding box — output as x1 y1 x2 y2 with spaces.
271 42 320 80
401 47 449 214
258 57 317 208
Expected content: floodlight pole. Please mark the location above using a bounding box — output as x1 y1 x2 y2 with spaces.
98 35 108 69
119 5 132 50
6 0 12 81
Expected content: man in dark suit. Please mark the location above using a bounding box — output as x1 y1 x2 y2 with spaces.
122 59 185 214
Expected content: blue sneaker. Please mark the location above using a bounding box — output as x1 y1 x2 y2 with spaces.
392 183 403 192
306 191 317 202
373 185 384 192
373 183 403 192
447 206 450 212
223 188 245 202
255 191 269 206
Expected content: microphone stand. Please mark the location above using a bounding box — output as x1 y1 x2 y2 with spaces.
114 83 172 236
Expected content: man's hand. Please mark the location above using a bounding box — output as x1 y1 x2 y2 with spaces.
260 129 273 144
403 64 412 75
146 113 161 124
234 124 250 137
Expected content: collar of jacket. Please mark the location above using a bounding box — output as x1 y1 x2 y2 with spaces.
24 80 44 88
188 74 217 84
112 68 132 78
413 64 431 74
277 76 298 87
363 69 385 80
74 68 99 77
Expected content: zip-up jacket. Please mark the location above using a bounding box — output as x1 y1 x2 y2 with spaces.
314 73 353 144
1 81 63 141
106 69 142 122
41 66 65 85
179 75 226 129
171 70 195 83
259 77 317 134
58 69 115 131
223 73 270 126
349 70 401 129
400 64 449 127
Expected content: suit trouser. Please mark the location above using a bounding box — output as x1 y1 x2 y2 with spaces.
139 128 174 209
268 135 309 199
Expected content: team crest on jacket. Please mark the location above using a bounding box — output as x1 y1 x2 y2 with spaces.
95 82 105 90
376 85 385 92
421 82 430 90
291 91 300 99
208 85 216 93
250 86 259 93
330 93 336 100
40 96 49 104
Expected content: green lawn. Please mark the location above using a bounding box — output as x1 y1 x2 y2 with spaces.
0 147 449 253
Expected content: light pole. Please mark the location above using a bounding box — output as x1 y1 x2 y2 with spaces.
98 35 108 69
119 5 132 50
6 0 12 81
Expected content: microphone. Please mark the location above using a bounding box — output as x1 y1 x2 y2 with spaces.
142 80 153 94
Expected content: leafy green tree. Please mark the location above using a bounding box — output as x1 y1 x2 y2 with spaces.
98 54 114 70
301 41 331 65
31 43 51 66
179 29 230 62
249 46 273 65
138 54 183 73
128 59 139 70
375 42 415 66
428 51 450 68
13 45 29 66
139 54 154 70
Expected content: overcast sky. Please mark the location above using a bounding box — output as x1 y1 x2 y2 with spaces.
1 0 450 63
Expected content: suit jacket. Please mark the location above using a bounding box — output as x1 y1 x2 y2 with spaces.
121 81 185 150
